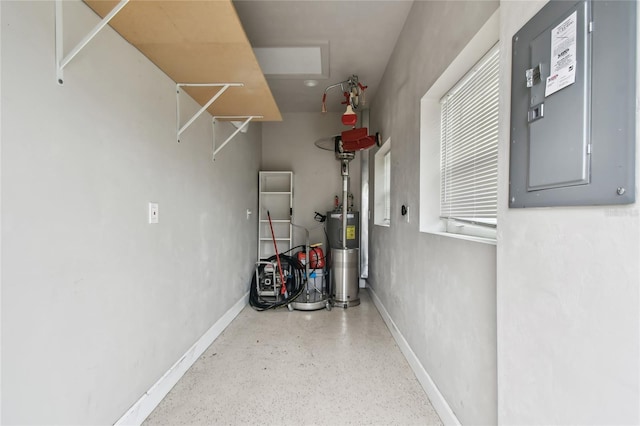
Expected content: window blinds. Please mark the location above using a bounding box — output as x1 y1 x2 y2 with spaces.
440 45 499 227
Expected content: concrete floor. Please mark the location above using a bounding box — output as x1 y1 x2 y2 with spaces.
144 290 442 425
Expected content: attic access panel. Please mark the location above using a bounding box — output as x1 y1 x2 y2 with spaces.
509 0 636 208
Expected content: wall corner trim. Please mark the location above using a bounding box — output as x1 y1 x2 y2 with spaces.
368 288 461 426
113 292 250 425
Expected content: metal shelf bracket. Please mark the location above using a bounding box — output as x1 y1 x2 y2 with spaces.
212 116 263 161
55 0 130 85
176 83 243 142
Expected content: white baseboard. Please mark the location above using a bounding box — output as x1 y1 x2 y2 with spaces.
368 288 461 426
114 292 249 426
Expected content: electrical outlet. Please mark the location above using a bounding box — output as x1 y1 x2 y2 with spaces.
149 203 159 224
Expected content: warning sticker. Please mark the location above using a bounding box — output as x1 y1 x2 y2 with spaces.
545 11 577 97
346 225 356 240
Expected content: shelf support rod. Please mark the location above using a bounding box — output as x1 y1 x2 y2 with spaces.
212 116 263 160
55 0 130 85
176 83 243 142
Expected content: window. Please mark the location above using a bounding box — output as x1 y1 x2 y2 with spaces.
440 45 499 232
374 138 391 226
419 10 499 243
383 150 391 222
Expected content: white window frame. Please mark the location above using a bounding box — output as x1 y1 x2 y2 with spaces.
419 10 499 244
374 138 391 227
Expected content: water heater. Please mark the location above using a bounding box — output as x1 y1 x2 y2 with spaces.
326 211 359 250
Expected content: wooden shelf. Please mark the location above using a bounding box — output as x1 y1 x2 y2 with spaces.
83 0 281 122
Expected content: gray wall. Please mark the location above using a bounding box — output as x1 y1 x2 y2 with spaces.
368 1 499 424
262 112 361 248
370 0 639 424
497 1 640 424
3 1 638 425
1 1 260 423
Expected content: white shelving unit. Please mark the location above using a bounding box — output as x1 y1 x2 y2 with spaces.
258 171 293 260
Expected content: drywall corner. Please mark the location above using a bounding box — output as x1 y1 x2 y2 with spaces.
497 1 640 423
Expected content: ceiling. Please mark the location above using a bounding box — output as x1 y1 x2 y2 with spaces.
233 1 415 114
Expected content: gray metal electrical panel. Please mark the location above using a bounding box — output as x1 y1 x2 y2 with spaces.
509 0 636 208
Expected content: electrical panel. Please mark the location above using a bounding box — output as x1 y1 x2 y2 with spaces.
509 0 636 208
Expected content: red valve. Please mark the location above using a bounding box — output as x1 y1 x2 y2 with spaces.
341 91 350 105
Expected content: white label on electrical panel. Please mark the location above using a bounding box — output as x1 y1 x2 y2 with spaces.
545 11 577 97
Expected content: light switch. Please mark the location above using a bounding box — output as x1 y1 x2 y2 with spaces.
149 203 159 224
401 205 410 223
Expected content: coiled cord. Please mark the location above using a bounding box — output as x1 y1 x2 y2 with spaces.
249 254 306 311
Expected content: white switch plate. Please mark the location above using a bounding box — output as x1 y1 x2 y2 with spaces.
149 203 159 224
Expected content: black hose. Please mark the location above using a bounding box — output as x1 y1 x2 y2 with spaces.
249 253 306 311
281 244 305 256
